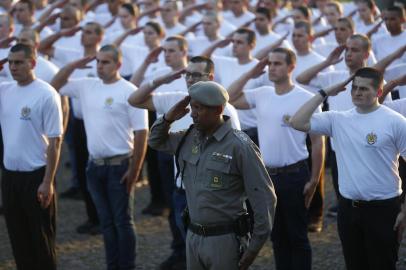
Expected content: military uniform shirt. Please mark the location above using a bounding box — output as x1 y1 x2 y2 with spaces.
148 116 277 253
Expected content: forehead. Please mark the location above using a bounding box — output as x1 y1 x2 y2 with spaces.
268 52 287 63
83 24 97 32
118 7 130 15
8 51 27 60
384 11 401 19
293 27 307 35
346 38 364 49
353 76 374 87
163 40 180 50
336 21 351 29
232 32 248 41
186 62 207 72
255 12 267 19
325 6 339 14
97 51 115 61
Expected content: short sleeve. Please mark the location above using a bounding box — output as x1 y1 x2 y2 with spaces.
42 92 63 138
394 116 406 157
128 105 148 131
59 78 96 98
310 111 335 136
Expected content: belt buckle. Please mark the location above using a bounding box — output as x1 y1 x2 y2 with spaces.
198 224 206 236
352 200 359 208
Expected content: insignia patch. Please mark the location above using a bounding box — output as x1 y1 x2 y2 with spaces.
282 114 291 127
105 97 114 107
20 106 31 120
366 132 377 145
192 145 199 154
210 175 223 188
212 152 232 162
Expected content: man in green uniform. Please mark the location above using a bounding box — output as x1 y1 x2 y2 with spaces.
148 81 277 270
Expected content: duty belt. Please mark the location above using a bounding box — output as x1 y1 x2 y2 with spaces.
341 196 400 208
188 222 235 237
91 153 132 166
266 159 307 175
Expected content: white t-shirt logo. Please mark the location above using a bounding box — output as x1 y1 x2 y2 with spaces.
104 97 114 108
366 132 377 145
20 106 31 120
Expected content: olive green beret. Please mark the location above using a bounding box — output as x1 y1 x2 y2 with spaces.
188 81 229 106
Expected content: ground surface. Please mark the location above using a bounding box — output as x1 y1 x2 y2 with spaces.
1 149 406 270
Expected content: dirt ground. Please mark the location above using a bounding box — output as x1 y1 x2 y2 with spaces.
1 148 406 270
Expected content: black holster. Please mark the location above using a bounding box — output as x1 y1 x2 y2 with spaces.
234 212 252 237
181 207 190 229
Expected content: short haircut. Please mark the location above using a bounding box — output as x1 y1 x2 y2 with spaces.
358 0 376 10
203 10 222 23
0 14 13 28
337 17 355 32
354 67 383 89
385 5 405 18
326 1 343 15
99 44 122 63
270 47 296 65
145 21 165 38
294 6 311 20
19 28 39 44
17 0 34 12
294 20 313 35
10 43 36 59
234 27 256 45
256 7 271 21
190 56 214 74
121 3 139 17
85 22 104 36
165 35 188 51
348 34 371 52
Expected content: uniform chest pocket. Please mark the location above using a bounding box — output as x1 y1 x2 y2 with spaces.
205 158 232 190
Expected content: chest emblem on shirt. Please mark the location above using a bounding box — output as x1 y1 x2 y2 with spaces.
366 132 377 145
192 145 199 154
20 106 31 120
105 97 114 108
282 114 291 127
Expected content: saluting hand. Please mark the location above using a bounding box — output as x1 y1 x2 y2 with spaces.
165 96 191 122
156 68 185 85
324 74 354 96
60 26 82 37
0 36 16 48
71 55 96 69
145 46 163 64
0 58 8 72
249 57 268 78
326 45 345 65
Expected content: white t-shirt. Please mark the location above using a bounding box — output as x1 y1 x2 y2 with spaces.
222 10 255 28
252 30 291 56
120 44 149 77
188 36 232 57
384 63 406 98
385 99 406 117
310 106 406 200
52 47 83 68
355 20 388 37
373 31 406 67
245 85 320 167
0 79 63 171
53 32 82 52
293 50 333 93
60 78 148 158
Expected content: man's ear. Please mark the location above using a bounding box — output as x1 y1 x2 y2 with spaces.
30 58 36 69
377 87 383 97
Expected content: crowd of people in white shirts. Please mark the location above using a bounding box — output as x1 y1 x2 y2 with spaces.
0 0 406 269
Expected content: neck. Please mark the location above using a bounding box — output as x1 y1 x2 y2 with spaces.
258 27 270 36
164 20 176 28
356 102 380 114
84 45 98 56
390 29 403 36
18 74 35 86
207 33 219 41
349 63 365 75
364 16 373 24
238 54 252 65
148 42 159 50
202 117 224 137
102 74 120 84
22 17 34 27
296 46 310 55
233 9 244 17
172 60 187 71
274 78 294 95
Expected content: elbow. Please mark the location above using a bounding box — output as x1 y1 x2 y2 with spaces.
295 76 307 85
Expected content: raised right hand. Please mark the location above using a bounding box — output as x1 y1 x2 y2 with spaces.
250 57 268 78
60 26 82 37
145 46 163 64
165 96 191 122
0 58 8 72
326 45 345 65
0 37 16 48
71 55 96 69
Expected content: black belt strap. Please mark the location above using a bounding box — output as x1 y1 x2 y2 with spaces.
341 196 400 208
188 222 235 237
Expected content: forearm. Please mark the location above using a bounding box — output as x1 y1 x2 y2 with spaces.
128 76 162 106
129 130 148 180
61 96 70 132
130 62 150 87
44 136 62 184
201 43 218 58
228 73 251 102
113 31 130 47
296 61 329 85
148 117 182 154
374 50 402 73
309 135 325 183
38 32 61 56
290 93 324 132
50 63 76 90
254 43 278 60
379 80 398 104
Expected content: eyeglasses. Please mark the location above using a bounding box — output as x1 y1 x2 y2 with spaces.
184 72 209 79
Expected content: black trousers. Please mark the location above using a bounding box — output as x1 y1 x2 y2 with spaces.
72 117 98 224
1 167 57 270
338 196 400 270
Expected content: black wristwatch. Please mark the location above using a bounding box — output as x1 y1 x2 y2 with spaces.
318 89 327 100
163 114 173 124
